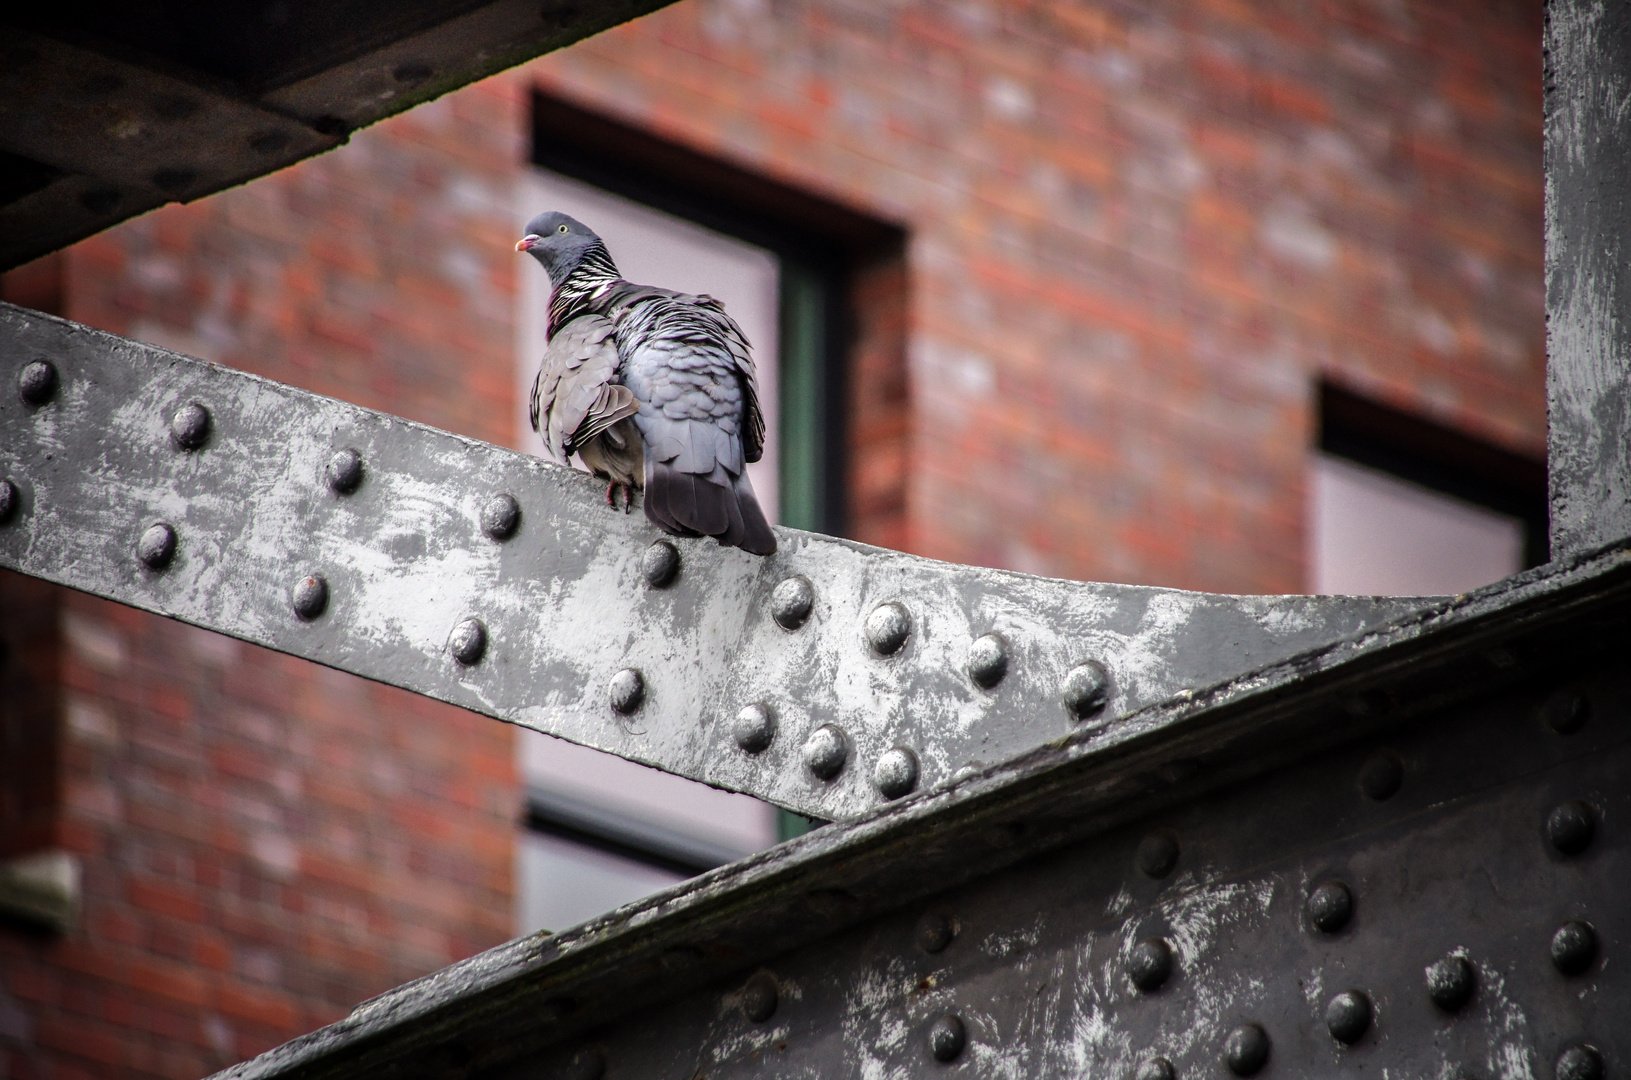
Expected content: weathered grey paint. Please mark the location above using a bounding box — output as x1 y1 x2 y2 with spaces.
0 303 1429 820
1545 0 1631 555
201 538 1631 1080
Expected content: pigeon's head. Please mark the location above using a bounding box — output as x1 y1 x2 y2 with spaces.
515 212 609 282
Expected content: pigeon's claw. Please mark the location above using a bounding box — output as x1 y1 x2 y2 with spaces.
604 480 619 508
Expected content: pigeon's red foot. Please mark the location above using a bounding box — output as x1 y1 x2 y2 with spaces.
604 481 636 513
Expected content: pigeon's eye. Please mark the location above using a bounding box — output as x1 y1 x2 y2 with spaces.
557 224 569 233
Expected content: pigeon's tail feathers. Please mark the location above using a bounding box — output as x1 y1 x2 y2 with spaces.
644 461 776 555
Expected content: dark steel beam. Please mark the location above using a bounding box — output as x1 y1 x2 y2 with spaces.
0 0 677 269
0 302 1428 820
202 536 1631 1080
1545 0 1631 555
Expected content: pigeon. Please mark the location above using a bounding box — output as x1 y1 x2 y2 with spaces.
517 212 777 555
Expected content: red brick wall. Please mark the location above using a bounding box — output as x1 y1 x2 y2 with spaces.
529 0 1544 591
1 79 526 1079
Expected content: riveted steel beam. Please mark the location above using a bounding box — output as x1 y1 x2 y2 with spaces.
1545 0 1631 554
205 535 1631 1080
0 303 1429 820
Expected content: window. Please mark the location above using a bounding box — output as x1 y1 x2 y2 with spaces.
1309 383 1546 596
511 93 904 935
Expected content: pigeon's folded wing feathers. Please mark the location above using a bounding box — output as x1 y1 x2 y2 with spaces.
531 314 637 462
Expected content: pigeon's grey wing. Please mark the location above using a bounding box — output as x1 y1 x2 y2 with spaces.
532 314 637 462
692 294 765 465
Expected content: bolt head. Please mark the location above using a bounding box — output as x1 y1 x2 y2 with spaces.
480 493 521 540
915 911 957 954
136 522 177 570
803 723 849 781
1135 831 1179 879
770 575 813 630
1551 920 1597 976
874 746 919 799
967 632 1008 688
1358 750 1403 801
1063 660 1111 720
0 479 18 524
1426 955 1475 1012
326 447 364 494
291 574 328 620
169 401 211 450
733 703 776 754
1546 800 1596 856
18 359 57 405
1325 989 1371 1044
865 601 911 655
928 1013 965 1062
1306 880 1354 934
1541 690 1589 734
1136 1058 1176 1080
643 540 680 588
739 972 778 1023
449 618 486 666
1222 1023 1270 1076
1127 937 1174 993
608 668 644 714
1556 1045 1605 1080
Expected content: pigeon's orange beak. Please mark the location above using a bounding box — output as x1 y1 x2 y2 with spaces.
515 234 540 252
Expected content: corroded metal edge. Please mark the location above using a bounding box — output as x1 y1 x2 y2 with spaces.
0 303 1428 819
204 538 1631 1080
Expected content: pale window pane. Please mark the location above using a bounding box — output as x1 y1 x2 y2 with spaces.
516 830 686 936
1310 453 1524 596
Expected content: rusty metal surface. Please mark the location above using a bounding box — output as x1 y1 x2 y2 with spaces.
0 0 677 268
1545 0 1631 556
0 303 1430 820
198 539 1631 1080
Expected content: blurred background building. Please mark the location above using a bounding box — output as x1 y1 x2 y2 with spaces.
0 0 1544 1075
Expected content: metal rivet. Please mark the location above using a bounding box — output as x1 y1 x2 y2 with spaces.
291 574 328 620
1127 937 1173 992
643 540 680 588
1136 1058 1176 1080
1547 800 1596 856
481 493 521 540
326 448 364 494
608 668 644 714
874 746 919 799
1063 660 1111 720
563 1046 606 1080
170 401 211 450
1222 1023 1270 1076
1325 989 1371 1044
18 359 57 405
1358 751 1403 801
771 575 813 630
136 522 177 570
1551 920 1597 976
449 618 486 666
1556 1045 1605 1080
733 703 775 754
915 911 957 954
740 972 777 1023
967 632 1008 688
1306 880 1353 934
0 479 18 524
803 723 849 781
1426 955 1475 1012
928 1013 965 1062
1135 831 1179 878
1541 690 1589 734
865 601 910 655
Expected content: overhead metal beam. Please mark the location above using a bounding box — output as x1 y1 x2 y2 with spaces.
0 0 678 269
1545 0 1631 555
0 302 1428 820
205 537 1631 1080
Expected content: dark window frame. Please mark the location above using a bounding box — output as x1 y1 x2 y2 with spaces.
1317 381 1549 569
